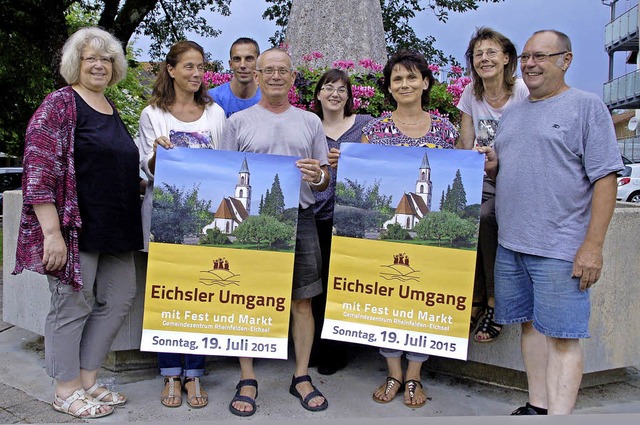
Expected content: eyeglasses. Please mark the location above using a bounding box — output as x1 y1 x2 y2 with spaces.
81 56 113 65
518 51 568 63
256 67 291 76
473 49 502 60
321 86 348 96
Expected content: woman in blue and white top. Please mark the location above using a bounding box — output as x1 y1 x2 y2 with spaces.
457 27 529 344
137 40 225 409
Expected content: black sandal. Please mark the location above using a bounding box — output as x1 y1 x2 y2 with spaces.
474 306 502 343
289 375 328 412
470 302 485 333
229 379 258 417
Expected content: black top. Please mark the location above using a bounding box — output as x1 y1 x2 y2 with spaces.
73 91 143 252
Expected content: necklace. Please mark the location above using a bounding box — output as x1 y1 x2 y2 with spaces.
393 111 426 125
483 91 506 102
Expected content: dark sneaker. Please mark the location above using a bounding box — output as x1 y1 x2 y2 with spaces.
511 403 547 415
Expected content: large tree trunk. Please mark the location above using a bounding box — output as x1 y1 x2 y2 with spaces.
285 0 387 70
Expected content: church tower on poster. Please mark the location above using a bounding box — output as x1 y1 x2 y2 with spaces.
383 152 432 230
235 156 251 214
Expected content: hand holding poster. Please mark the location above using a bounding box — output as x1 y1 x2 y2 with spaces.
140 148 301 359
321 143 484 360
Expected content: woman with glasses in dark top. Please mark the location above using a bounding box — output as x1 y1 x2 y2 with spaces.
309 69 373 375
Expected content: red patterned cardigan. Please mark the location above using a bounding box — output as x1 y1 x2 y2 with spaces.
12 86 84 290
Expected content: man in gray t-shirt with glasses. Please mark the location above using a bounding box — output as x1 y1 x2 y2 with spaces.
481 29 623 416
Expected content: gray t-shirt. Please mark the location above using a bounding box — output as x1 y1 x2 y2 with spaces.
494 87 623 262
221 104 329 209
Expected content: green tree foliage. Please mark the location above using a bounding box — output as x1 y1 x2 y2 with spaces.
151 183 212 244
460 203 481 222
263 0 505 64
414 211 476 247
233 215 295 250
334 178 394 237
261 174 285 217
0 0 231 154
441 169 467 215
282 207 299 226
199 227 230 245
382 223 412 241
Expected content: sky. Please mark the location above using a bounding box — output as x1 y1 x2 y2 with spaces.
154 148 302 214
338 144 484 211
132 0 637 99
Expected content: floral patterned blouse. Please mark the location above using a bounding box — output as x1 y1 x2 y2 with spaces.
362 111 458 148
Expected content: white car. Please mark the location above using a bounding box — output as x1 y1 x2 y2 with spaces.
617 163 640 203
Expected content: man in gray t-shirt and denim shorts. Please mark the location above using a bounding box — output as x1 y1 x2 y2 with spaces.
221 48 330 416
481 30 623 416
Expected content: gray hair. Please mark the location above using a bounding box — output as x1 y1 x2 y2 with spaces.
59 27 127 86
532 29 572 52
256 47 292 70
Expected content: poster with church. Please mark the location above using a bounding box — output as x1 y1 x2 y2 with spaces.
140 148 302 360
322 143 484 360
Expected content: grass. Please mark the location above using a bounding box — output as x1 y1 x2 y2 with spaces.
380 237 479 251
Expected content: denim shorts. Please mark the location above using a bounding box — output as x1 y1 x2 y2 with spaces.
291 206 323 300
494 245 590 339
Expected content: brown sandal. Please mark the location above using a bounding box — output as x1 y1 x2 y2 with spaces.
372 376 403 403
404 379 426 408
184 377 208 408
160 377 182 408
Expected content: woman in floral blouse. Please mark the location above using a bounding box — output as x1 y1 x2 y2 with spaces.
365 50 458 409
362 50 458 148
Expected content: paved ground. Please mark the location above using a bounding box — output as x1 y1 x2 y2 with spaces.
1 274 640 424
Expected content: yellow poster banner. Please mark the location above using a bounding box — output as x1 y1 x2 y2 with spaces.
321 143 485 360
140 148 302 359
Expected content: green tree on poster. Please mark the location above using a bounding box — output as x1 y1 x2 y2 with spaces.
262 174 286 217
152 183 212 244
441 169 467 215
234 215 295 250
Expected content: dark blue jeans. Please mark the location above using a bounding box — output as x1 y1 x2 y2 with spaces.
157 353 205 378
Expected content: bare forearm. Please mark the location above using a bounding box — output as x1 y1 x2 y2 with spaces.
33 203 61 236
456 113 475 150
584 173 617 249
572 173 618 289
33 202 67 270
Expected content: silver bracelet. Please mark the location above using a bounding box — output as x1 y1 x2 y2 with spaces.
309 169 326 187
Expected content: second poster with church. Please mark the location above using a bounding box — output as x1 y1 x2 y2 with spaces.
322 143 484 360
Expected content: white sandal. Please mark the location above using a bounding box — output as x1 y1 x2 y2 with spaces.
52 389 113 418
85 383 127 406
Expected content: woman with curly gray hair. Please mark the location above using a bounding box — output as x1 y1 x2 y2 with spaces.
13 27 142 419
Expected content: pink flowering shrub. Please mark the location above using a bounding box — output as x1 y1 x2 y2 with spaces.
331 60 355 71
358 59 383 72
203 71 232 88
